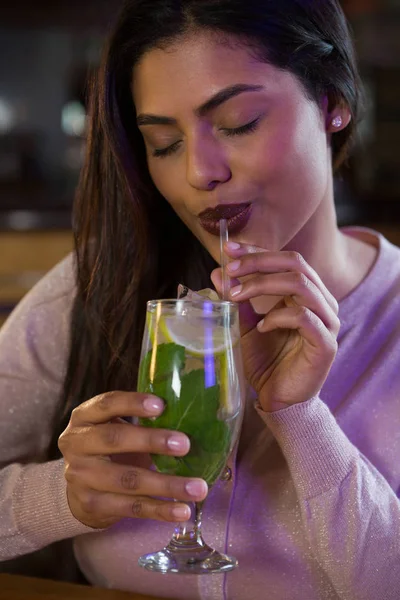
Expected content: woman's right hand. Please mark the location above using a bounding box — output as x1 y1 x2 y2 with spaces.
58 391 208 529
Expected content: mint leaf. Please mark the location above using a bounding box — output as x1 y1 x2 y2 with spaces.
152 455 180 474
138 343 185 391
201 419 230 453
145 378 180 430
138 343 232 486
176 369 219 434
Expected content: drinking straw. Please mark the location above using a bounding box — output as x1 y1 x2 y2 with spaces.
219 219 230 300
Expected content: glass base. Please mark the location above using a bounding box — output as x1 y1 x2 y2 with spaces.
138 540 238 575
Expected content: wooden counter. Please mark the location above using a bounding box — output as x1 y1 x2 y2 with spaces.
0 574 176 600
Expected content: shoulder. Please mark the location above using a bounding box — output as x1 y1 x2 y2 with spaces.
0 252 77 385
340 228 400 313
28 251 77 305
372 234 400 309
8 251 77 318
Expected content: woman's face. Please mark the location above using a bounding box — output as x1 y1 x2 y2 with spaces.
132 31 335 263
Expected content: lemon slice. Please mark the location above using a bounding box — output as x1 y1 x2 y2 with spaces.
159 314 234 356
219 351 232 415
146 310 156 345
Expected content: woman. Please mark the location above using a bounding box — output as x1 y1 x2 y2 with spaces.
1 0 399 598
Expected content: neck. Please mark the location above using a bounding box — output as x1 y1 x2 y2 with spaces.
282 191 377 302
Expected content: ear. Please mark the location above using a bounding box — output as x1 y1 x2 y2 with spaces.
321 94 352 133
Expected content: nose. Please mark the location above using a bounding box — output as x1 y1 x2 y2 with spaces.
186 133 232 191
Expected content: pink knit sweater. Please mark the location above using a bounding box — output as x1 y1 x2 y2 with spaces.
1 227 400 599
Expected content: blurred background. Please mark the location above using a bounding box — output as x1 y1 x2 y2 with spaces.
0 0 399 326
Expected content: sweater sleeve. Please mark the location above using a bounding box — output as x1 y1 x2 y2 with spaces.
0 254 94 561
257 397 400 600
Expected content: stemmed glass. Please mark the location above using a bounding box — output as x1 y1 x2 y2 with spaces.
137 297 244 574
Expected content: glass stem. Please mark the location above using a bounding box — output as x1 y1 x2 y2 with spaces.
194 500 204 539
168 501 207 550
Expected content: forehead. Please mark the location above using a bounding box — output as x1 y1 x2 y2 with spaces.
131 31 300 113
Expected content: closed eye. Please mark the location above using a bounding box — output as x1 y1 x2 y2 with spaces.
151 116 261 158
152 141 181 158
222 117 261 137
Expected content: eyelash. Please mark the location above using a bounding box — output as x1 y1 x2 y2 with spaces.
224 117 261 138
152 117 261 158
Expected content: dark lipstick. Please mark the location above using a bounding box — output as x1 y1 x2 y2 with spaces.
199 203 252 236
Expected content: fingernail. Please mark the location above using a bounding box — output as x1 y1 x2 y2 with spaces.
172 505 191 521
185 480 208 497
257 318 265 330
143 397 164 415
226 241 241 251
227 260 241 273
230 284 243 298
167 435 189 452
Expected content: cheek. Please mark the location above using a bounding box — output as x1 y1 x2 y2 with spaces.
249 116 328 199
234 121 299 187
148 160 192 222
148 161 169 196
149 161 181 204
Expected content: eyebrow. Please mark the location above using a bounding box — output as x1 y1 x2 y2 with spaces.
136 83 264 127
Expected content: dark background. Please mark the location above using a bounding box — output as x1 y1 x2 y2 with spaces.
0 0 399 581
0 0 399 578
0 0 399 230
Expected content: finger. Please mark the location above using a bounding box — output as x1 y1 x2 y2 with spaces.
59 422 190 458
225 244 339 314
228 272 340 334
257 305 338 355
211 269 260 336
224 241 264 257
73 488 192 525
66 459 208 502
70 392 165 426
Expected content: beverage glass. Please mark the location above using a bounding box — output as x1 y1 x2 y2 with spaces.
137 298 244 574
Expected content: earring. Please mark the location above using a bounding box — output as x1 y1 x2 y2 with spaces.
332 115 343 129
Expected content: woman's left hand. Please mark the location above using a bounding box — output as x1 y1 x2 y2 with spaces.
211 242 340 413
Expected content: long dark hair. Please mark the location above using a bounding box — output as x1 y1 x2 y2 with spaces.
49 0 364 457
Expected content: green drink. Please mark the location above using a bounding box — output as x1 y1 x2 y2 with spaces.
138 299 243 487
137 298 245 575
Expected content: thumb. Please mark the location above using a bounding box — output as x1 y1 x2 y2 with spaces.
211 268 260 336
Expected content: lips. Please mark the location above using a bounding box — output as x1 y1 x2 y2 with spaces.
198 203 252 236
